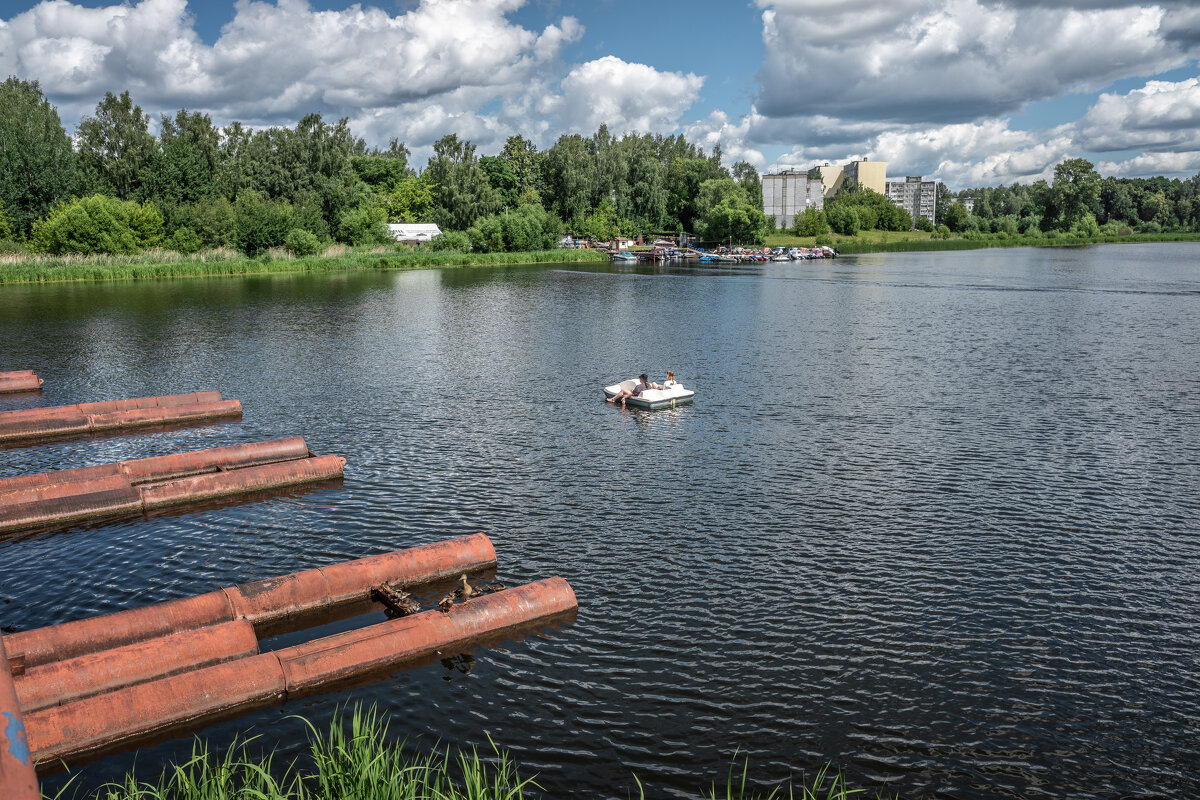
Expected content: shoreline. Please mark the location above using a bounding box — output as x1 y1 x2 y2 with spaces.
768 230 1200 254
0 247 609 286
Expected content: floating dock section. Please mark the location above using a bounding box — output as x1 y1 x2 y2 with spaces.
0 371 43 394
0 437 345 534
0 391 241 445
0 535 577 771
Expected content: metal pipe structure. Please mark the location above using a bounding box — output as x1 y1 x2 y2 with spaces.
5 534 498 669
0 392 240 445
25 577 577 769
0 371 43 394
0 636 40 800
12 620 259 713
0 438 345 534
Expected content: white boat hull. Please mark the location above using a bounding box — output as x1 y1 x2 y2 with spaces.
604 380 695 410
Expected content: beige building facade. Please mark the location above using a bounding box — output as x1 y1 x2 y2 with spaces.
763 170 825 229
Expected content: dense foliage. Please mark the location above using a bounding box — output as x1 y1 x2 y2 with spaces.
3 83 1200 257
948 158 1200 237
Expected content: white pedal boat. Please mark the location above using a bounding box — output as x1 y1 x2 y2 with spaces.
603 379 695 410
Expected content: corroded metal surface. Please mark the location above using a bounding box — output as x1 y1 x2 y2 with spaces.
0 637 39 799
24 577 576 769
0 392 240 445
13 620 259 713
0 371 43 394
0 438 338 534
5 534 497 669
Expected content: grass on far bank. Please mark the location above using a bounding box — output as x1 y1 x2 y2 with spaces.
766 229 1200 254
49 704 887 800
0 244 608 285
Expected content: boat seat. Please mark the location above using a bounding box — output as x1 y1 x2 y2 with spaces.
619 379 637 393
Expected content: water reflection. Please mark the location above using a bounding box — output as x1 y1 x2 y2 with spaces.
5 243 1200 799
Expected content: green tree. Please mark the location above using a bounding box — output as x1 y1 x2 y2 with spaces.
694 178 766 245
425 134 500 231
76 91 157 200
499 134 541 199
0 77 77 236
730 161 762 208
941 201 968 232
793 207 828 236
1050 158 1101 231
825 204 860 235
350 138 411 192
147 109 220 205
385 176 434 222
480 156 519 210
541 133 598 228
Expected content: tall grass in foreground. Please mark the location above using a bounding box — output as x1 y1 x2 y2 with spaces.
0 247 607 285
53 705 890 800
77 705 538 800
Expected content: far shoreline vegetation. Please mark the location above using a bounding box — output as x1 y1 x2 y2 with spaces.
0 245 607 285
3 78 1200 287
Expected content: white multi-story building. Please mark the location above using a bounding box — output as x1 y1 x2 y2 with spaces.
885 177 939 225
763 170 825 230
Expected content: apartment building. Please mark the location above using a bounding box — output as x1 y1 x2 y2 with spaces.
762 170 825 229
885 176 939 224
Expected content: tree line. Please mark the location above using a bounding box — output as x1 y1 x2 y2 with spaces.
0 78 768 256
789 158 1200 241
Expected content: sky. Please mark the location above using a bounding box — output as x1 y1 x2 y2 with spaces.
1 0 1198 189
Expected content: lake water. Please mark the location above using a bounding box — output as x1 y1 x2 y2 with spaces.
4 243 1200 799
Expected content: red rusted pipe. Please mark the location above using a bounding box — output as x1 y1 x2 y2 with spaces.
138 454 346 509
27 653 287 769
0 438 312 497
25 577 576 769
0 392 240 444
0 636 40 799
5 592 234 671
13 620 258 713
0 438 338 535
279 576 578 692
75 392 223 415
5 534 497 669
0 371 43 394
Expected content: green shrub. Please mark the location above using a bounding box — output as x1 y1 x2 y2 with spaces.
164 226 203 254
234 190 295 257
793 207 828 237
914 216 934 232
285 227 322 256
29 194 163 255
432 230 471 252
337 202 390 246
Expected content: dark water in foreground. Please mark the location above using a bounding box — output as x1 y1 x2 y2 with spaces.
3 243 1199 799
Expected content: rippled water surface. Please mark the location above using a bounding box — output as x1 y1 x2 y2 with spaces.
4 243 1200 799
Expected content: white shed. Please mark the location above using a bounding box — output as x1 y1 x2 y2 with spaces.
387 223 442 244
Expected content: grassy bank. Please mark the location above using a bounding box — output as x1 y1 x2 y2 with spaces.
0 246 608 285
49 706 881 800
766 229 1200 254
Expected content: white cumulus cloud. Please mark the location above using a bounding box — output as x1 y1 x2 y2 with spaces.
546 56 704 135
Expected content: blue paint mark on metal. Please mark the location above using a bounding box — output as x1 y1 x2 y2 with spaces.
2 710 31 766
